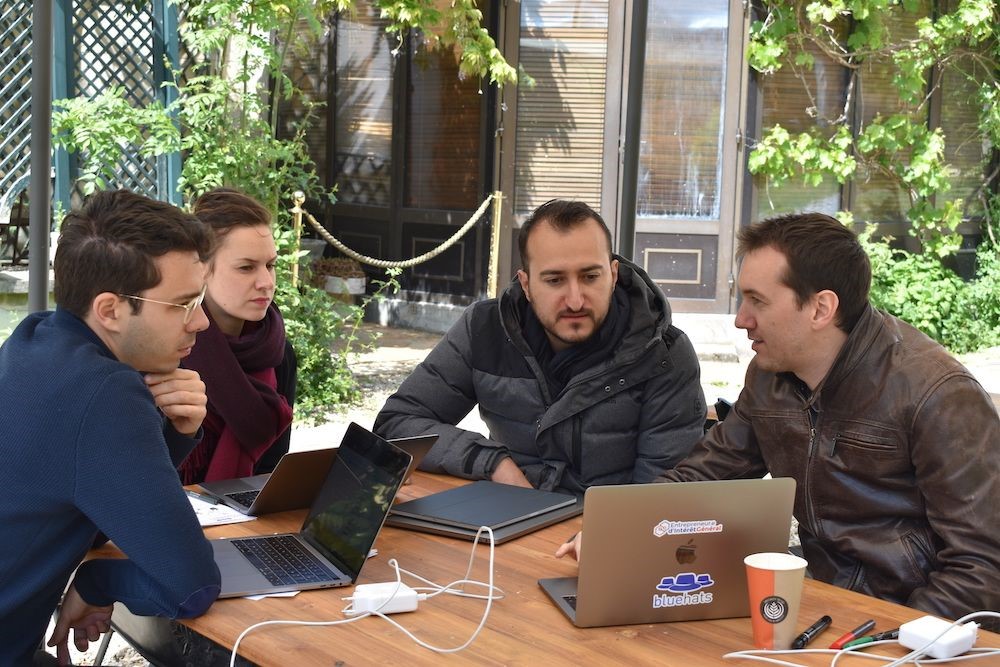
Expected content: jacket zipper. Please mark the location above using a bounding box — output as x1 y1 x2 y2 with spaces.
804 405 820 538
572 417 582 473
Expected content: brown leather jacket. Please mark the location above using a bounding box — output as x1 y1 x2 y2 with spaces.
663 306 1000 620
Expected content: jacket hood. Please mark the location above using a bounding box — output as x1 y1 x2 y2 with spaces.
498 254 673 358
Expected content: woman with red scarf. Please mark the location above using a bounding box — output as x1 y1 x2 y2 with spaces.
179 188 295 484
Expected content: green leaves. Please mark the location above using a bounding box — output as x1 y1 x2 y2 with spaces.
52 87 180 195
748 124 857 187
749 0 1000 352
52 0 514 415
862 231 1000 352
747 7 798 74
373 0 517 85
748 0 998 234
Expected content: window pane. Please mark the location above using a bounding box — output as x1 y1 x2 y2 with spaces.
756 43 846 219
853 5 928 224
404 39 483 210
938 61 987 214
514 0 609 215
637 0 727 220
276 17 330 191
334 8 393 206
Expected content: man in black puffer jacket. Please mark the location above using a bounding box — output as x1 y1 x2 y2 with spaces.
375 200 706 495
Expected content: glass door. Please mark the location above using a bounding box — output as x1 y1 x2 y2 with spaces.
628 0 747 312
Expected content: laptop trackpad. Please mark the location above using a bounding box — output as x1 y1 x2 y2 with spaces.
212 539 284 598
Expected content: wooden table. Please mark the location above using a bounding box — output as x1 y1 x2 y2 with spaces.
112 473 1000 665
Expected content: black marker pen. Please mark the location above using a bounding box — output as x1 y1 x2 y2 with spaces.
791 615 832 649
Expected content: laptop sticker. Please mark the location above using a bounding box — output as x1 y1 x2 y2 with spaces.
653 518 724 537
652 572 716 608
760 596 789 623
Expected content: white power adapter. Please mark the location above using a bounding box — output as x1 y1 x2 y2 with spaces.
898 615 979 659
349 582 420 615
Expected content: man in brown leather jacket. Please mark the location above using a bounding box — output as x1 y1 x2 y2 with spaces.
559 212 1000 623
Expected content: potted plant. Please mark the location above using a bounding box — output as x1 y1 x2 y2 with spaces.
308 257 367 295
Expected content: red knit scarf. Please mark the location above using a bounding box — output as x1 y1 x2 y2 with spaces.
179 304 293 484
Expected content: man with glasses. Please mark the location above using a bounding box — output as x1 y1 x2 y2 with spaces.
0 190 222 665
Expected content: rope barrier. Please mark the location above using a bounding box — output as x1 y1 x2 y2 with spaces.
291 191 498 270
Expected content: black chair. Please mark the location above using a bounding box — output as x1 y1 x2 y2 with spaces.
703 397 733 432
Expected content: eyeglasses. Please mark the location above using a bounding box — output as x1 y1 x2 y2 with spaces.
118 284 207 324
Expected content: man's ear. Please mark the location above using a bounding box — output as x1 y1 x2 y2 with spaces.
811 289 840 330
610 258 619 287
516 269 531 302
90 292 126 334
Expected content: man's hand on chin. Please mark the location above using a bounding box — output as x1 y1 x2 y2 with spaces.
490 457 533 488
145 368 207 437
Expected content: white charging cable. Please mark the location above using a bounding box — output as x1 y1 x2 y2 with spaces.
229 613 370 667
882 612 1000 667
229 526 502 664
355 526 504 653
723 611 1000 667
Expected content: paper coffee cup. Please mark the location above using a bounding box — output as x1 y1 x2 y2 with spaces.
744 552 808 650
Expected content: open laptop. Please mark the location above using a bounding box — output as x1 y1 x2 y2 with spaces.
390 433 439 483
210 422 412 598
387 480 583 544
199 448 337 516
539 478 796 627
199 434 437 515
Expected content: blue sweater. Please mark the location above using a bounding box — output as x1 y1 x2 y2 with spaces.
0 309 221 664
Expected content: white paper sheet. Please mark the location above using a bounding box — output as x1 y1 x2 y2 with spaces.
187 495 257 527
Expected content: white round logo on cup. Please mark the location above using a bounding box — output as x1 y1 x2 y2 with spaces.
760 596 789 624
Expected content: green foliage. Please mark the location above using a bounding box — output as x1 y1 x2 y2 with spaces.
51 88 179 195
749 0 1000 352
747 124 856 187
369 0 516 85
49 0 479 416
747 0 999 250
862 228 1000 353
861 227 967 344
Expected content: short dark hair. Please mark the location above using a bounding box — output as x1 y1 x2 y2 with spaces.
54 189 214 318
737 212 871 332
192 187 272 237
518 200 613 270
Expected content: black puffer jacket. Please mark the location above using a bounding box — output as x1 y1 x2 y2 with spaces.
374 256 706 495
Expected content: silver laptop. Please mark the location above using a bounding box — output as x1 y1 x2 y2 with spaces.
200 434 437 515
199 448 338 515
211 423 412 598
539 478 796 627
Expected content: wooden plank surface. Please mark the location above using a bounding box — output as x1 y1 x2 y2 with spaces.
92 473 1000 665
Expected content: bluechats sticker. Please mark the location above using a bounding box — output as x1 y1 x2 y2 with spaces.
759 596 788 624
652 572 715 608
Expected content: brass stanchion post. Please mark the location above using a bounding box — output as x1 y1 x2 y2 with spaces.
487 191 503 298
291 191 305 288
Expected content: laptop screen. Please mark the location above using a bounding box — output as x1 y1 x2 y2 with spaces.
300 423 412 578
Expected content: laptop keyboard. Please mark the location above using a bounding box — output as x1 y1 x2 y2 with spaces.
562 594 578 610
231 535 338 586
225 489 260 507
